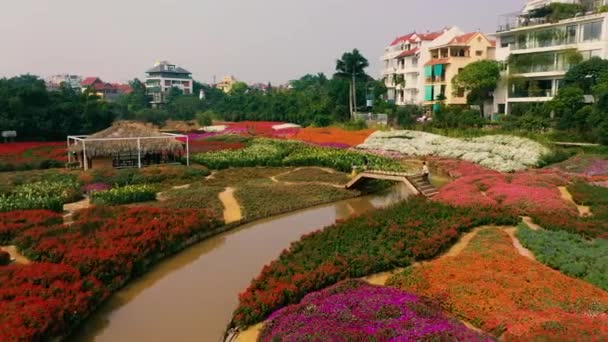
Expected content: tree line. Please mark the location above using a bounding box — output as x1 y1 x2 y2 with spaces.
0 49 385 140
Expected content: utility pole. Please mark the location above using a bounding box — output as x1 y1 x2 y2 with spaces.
352 71 357 119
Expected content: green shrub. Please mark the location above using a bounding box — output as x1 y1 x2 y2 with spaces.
91 185 157 205
192 139 298 169
0 193 63 212
15 179 81 204
517 224 608 291
282 146 403 173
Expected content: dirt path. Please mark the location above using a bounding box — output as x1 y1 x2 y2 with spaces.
559 186 591 217
219 187 242 224
504 227 536 261
63 198 91 225
1 245 30 264
522 216 542 231
232 323 263 342
157 184 191 202
269 167 345 188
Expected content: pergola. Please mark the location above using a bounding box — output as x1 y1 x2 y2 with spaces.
67 132 189 171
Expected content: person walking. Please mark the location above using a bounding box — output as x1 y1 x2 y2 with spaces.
422 161 430 182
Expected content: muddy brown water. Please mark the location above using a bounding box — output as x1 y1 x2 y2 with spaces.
69 184 412 342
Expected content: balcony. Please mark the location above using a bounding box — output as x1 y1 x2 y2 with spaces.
510 37 577 51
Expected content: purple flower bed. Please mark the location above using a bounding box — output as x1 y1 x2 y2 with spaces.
82 182 111 194
585 159 608 176
259 280 492 341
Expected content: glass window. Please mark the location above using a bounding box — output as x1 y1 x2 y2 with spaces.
566 25 577 44
501 35 515 48
476 50 483 56
583 21 602 41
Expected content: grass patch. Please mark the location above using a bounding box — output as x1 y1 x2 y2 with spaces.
235 183 359 220
276 168 350 184
153 184 225 219
517 223 608 291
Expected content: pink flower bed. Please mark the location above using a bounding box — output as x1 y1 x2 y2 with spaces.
432 159 577 215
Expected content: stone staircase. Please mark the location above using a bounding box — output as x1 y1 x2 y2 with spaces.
407 174 439 198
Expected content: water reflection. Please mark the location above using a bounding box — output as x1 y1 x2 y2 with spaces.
70 184 411 342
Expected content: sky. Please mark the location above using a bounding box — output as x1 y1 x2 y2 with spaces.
0 0 523 85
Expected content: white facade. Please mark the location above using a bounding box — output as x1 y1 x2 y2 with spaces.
381 27 463 106
46 74 83 90
495 0 608 114
145 61 193 106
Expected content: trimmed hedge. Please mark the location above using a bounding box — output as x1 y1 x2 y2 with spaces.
90 185 157 205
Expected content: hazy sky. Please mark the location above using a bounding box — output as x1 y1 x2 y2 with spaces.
1 0 523 84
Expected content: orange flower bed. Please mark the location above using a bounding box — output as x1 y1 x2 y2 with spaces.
292 127 376 147
388 228 608 340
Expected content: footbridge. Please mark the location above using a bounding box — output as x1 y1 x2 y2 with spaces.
345 170 439 198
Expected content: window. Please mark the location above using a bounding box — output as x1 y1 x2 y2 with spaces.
476 50 483 56
583 21 602 41
165 80 171 86
498 104 506 114
580 49 603 60
566 25 577 44
501 35 515 48
456 87 465 97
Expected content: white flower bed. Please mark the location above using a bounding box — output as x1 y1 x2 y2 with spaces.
357 130 550 172
201 125 228 132
272 123 301 130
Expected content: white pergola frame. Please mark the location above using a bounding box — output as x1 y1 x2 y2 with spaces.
67 133 189 171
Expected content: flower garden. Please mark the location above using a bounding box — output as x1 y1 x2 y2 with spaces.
0 142 66 172
1 126 607 341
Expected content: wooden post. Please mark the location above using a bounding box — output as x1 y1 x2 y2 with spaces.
137 138 142 169
186 135 190 166
82 140 88 171
66 137 71 165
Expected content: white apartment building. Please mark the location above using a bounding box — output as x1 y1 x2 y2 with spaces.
145 61 193 107
494 0 608 114
381 27 463 106
46 74 83 91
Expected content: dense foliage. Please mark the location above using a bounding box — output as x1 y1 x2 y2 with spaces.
0 210 63 244
260 280 490 341
517 224 608 290
231 198 518 327
90 184 157 205
388 228 608 340
0 76 121 140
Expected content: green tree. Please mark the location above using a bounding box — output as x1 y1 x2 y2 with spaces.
548 86 585 130
121 79 149 112
334 49 370 119
564 57 608 93
452 60 501 116
167 96 201 120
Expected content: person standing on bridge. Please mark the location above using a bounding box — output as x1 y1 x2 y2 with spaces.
422 161 430 182
363 156 369 171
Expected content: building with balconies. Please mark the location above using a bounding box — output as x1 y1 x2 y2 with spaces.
494 0 608 115
145 61 193 107
423 32 496 112
381 27 463 106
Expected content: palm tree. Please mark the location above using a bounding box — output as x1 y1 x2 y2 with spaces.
335 49 370 119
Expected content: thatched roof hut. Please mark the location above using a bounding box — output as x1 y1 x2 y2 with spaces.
69 121 185 157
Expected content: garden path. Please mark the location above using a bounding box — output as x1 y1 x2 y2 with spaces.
558 186 591 217
63 198 91 225
522 217 542 231
219 187 242 224
156 184 191 202
269 167 344 188
0 245 30 264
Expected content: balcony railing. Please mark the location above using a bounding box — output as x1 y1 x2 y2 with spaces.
510 89 554 98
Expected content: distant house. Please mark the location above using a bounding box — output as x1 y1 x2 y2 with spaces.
46 74 83 91
145 61 193 107
81 77 131 102
216 75 238 93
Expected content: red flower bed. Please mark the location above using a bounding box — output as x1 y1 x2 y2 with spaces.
0 263 106 341
388 228 608 340
189 140 246 153
0 210 63 245
0 142 66 169
16 206 222 288
231 198 518 328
